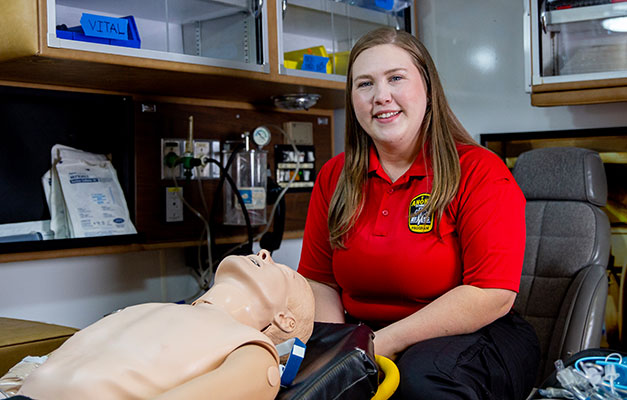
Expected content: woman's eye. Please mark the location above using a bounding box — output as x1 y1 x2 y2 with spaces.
390 75 403 82
356 81 372 88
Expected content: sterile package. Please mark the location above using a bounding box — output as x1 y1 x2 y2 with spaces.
0 220 53 243
42 145 136 239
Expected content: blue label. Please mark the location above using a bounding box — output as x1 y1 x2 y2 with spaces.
80 13 128 40
375 0 394 10
113 218 125 223
69 178 99 184
301 54 329 74
238 189 253 205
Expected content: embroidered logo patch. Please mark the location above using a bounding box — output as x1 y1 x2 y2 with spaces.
408 193 434 233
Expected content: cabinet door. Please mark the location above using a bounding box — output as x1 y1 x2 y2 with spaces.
530 0 627 85
277 0 414 81
48 0 268 72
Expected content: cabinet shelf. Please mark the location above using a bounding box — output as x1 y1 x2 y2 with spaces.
0 0 415 108
544 2 627 26
0 228 307 263
0 0 346 109
54 0 250 25
288 0 400 25
0 54 345 109
279 0 413 79
528 0 627 106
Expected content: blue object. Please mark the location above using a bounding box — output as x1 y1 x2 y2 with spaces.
301 54 329 74
575 355 627 390
81 13 129 40
375 0 394 10
340 0 410 12
56 15 140 49
0 232 43 243
238 189 253 205
277 337 306 387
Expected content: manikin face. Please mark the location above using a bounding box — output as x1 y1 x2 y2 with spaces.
351 44 428 153
205 250 306 335
214 250 297 307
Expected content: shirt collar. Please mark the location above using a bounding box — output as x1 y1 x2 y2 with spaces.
368 144 433 184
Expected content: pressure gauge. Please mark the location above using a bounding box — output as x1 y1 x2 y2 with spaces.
253 126 272 147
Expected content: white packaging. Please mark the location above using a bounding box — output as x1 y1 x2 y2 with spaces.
43 145 136 238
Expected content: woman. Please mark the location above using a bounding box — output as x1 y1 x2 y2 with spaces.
298 27 540 399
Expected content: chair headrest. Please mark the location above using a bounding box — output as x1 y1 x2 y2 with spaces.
512 147 607 206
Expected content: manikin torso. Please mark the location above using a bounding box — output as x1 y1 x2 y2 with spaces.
19 302 278 400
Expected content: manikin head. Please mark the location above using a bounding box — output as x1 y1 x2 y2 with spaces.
196 250 315 345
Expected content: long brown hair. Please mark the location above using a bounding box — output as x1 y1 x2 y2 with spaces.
328 27 476 249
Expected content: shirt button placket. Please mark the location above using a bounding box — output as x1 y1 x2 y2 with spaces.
373 184 393 236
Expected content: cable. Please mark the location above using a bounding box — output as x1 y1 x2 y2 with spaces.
176 124 304 283
203 157 253 279
168 154 253 292
170 174 213 289
208 142 253 252
215 124 301 259
195 167 213 287
256 124 301 241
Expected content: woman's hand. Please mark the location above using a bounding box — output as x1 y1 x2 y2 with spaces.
373 331 399 361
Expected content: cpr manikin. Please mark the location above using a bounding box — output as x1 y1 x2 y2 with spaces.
17 250 315 400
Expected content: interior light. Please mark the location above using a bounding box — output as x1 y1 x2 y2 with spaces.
470 47 497 73
602 16 627 32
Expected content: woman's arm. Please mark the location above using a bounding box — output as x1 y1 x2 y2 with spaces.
374 150 525 359
153 344 280 400
307 279 346 323
374 286 515 360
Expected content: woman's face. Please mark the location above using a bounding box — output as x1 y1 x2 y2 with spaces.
351 44 427 153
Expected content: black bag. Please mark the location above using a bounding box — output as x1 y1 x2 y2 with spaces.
277 322 379 400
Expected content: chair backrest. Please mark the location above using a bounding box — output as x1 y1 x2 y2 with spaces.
512 147 611 384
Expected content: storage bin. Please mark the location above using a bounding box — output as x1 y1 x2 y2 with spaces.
56 15 141 49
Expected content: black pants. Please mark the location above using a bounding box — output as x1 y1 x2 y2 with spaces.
390 312 539 400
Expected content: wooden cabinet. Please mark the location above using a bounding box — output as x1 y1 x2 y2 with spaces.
0 0 415 109
278 0 413 79
0 0 414 260
0 0 343 108
527 0 627 106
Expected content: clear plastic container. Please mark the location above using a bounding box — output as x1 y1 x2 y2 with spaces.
222 148 267 226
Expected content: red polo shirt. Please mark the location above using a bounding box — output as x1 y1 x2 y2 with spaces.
298 144 526 324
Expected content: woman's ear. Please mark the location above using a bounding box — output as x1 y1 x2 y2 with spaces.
273 311 296 333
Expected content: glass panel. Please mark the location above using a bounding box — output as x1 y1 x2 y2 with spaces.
538 1 627 77
281 0 412 77
53 0 263 65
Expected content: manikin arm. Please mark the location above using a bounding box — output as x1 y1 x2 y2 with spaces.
306 279 345 323
154 344 280 400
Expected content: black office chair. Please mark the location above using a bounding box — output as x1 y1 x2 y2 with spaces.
511 147 611 385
